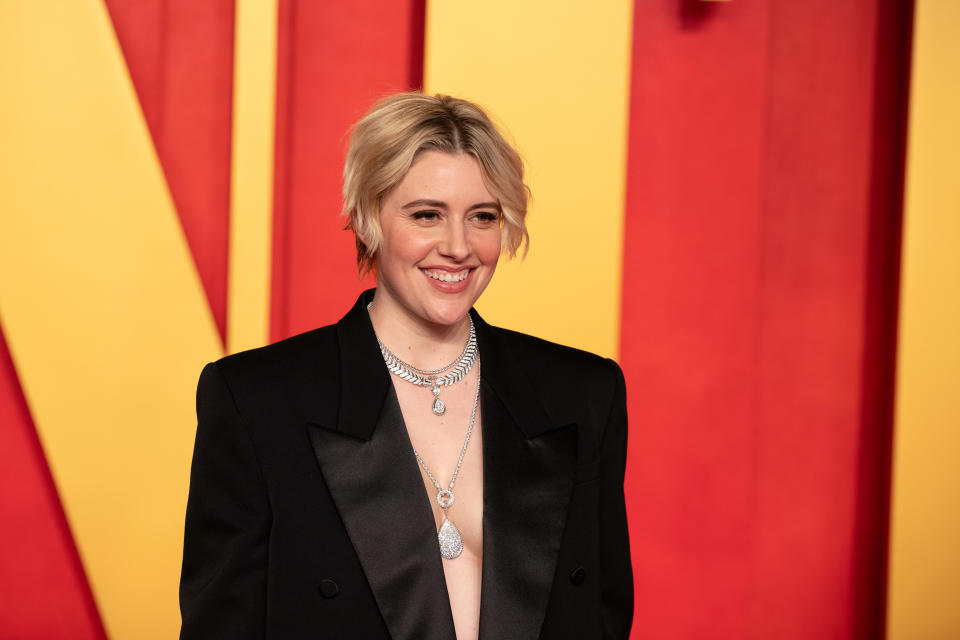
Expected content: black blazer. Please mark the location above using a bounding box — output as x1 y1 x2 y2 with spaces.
180 290 633 639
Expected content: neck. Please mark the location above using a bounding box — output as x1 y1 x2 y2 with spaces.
367 290 472 371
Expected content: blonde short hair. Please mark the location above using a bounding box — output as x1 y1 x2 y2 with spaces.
343 92 530 275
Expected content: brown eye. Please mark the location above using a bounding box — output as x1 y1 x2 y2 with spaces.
412 210 440 221
473 211 499 223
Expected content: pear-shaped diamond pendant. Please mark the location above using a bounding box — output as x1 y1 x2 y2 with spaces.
438 517 463 559
429 378 446 415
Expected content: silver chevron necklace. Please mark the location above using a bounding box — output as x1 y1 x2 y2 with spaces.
369 302 478 415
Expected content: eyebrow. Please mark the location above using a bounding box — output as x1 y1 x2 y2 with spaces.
401 198 501 212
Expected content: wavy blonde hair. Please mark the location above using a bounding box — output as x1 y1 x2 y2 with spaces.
343 92 530 276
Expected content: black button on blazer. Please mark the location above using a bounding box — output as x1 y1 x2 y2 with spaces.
179 289 633 639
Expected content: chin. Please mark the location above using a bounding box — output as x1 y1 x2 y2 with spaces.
418 288 483 324
421 300 474 327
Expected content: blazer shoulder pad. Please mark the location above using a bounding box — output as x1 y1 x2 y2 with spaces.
203 325 340 424
487 325 621 419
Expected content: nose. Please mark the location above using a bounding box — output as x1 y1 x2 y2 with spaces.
438 219 470 260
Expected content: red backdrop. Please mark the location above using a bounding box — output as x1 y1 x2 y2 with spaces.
620 0 910 636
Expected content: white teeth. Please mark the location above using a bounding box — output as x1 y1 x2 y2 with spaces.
423 269 469 283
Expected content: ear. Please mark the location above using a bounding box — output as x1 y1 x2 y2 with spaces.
350 215 381 278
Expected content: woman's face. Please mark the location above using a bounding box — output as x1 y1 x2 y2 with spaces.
373 151 502 328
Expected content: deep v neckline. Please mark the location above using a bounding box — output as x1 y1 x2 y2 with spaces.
391 372 485 640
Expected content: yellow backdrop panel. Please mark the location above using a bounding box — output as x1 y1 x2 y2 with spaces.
887 0 960 637
228 0 277 355
424 0 634 359
0 2 221 637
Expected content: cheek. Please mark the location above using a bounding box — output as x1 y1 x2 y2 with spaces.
475 229 502 264
380 227 431 269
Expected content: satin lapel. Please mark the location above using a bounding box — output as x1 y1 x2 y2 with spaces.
305 290 456 640
307 386 457 640
473 314 578 640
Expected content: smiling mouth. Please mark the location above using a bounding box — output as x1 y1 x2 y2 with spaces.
421 268 471 283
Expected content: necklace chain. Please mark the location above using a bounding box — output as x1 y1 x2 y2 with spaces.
367 300 481 559
412 360 481 499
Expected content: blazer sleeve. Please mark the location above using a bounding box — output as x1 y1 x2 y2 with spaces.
179 362 271 639
601 359 634 638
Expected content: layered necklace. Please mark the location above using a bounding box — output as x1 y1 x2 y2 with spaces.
411 363 480 559
370 305 480 560
372 305 478 416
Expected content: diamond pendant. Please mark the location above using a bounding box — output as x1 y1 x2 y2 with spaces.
438 517 463 559
429 376 446 415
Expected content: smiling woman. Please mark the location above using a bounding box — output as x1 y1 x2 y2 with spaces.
373 151 502 328
179 93 633 640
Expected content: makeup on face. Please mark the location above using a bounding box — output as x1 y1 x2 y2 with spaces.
373 151 502 329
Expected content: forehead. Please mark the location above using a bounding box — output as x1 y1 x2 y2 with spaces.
390 151 494 202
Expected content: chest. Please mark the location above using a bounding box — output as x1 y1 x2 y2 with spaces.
392 368 484 556
392 368 485 639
